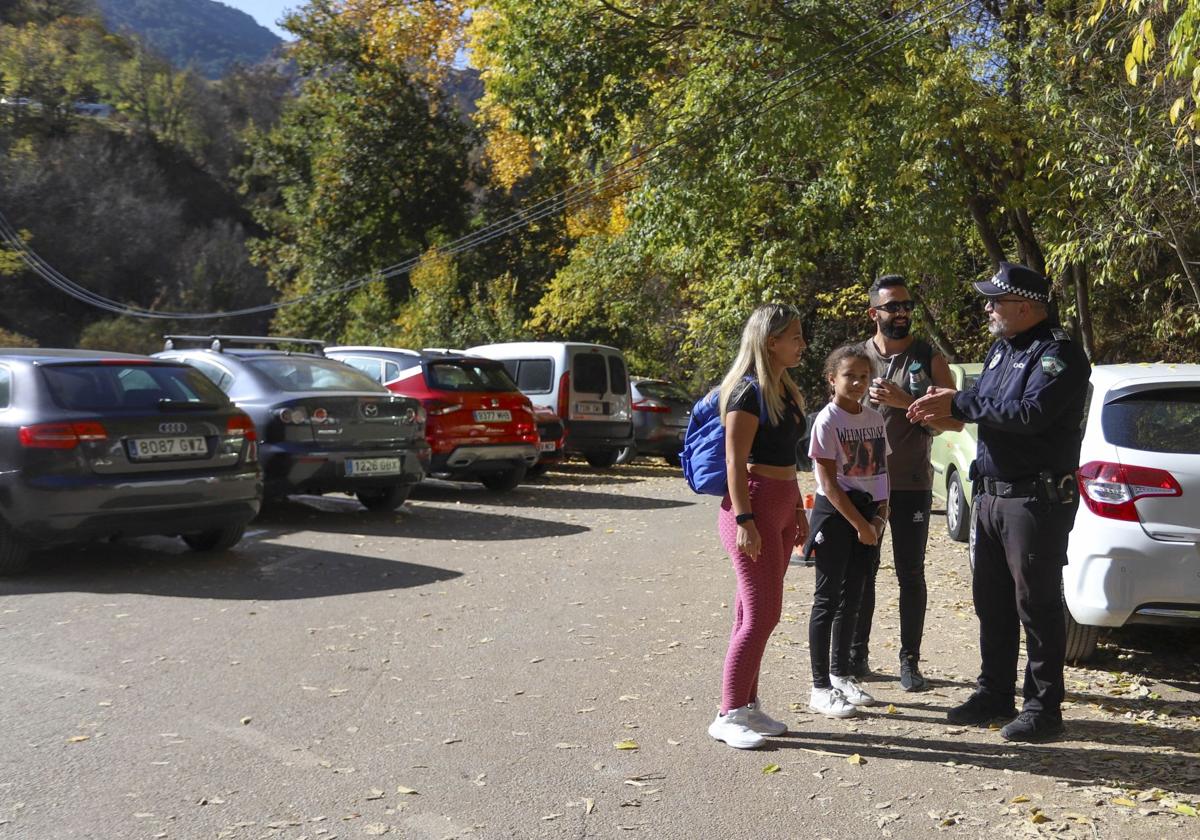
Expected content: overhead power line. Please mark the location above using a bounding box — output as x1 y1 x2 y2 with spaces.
0 0 969 321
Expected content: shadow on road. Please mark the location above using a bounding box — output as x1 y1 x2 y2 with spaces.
771 723 1200 796
260 495 592 540
4 539 462 600
409 481 693 511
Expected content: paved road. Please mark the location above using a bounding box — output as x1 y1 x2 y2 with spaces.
2 463 1198 839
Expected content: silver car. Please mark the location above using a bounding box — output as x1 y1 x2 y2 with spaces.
625 378 693 466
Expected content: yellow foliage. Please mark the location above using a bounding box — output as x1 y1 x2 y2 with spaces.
341 0 468 87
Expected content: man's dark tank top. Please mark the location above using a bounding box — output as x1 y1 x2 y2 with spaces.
861 337 936 492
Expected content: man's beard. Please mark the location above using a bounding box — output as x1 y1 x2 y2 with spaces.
880 319 911 339
987 318 1005 337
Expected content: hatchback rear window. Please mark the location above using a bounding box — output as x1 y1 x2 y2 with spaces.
637 381 691 402
1102 387 1200 454
247 358 384 392
573 353 607 394
42 363 228 410
427 361 518 392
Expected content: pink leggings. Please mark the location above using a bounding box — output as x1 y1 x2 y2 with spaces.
717 474 800 713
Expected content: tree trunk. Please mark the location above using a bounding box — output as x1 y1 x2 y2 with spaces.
1071 262 1095 361
910 285 959 362
967 195 1007 270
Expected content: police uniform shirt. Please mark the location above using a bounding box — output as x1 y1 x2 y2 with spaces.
950 320 1090 480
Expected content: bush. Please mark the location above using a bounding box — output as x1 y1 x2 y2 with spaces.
77 318 164 355
0 328 38 348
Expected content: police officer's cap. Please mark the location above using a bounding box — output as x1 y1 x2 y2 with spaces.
972 262 1051 303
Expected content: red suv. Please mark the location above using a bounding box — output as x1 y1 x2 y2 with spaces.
325 347 539 491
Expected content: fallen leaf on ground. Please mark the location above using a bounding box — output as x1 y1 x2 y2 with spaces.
1011 794 1031 804
762 764 781 774
614 740 639 750
846 754 865 765
67 735 90 743
396 786 418 795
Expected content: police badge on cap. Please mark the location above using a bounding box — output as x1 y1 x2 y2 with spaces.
972 262 1051 302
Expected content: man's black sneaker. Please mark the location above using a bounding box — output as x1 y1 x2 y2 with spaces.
899 656 927 692
847 656 871 679
946 692 1017 725
1000 711 1065 743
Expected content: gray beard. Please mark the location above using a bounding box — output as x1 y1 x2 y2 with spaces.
987 319 1004 337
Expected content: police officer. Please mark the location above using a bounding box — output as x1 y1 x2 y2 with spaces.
907 263 1090 742
853 275 963 691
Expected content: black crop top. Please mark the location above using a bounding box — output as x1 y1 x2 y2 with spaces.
727 378 806 467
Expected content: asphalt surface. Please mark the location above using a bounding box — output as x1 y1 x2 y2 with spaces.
2 462 1199 840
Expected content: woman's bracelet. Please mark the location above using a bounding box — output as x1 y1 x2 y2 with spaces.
871 514 886 524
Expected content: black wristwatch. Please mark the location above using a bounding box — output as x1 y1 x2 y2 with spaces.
735 512 755 525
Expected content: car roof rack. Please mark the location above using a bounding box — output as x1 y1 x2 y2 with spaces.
163 335 326 355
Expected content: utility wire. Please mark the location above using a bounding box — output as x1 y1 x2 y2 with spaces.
0 0 968 320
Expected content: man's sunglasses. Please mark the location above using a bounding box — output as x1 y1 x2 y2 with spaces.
874 301 916 314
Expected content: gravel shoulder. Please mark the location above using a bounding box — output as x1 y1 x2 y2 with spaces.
1 462 1198 839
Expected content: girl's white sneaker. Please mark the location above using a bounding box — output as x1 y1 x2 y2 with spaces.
707 706 767 749
809 686 858 718
831 674 876 706
745 700 788 736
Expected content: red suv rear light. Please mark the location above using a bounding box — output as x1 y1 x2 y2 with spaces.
557 371 570 420
19 421 108 449
1077 461 1182 522
226 413 258 441
633 398 670 413
421 398 462 416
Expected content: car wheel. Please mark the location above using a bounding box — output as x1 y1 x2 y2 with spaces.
1063 583 1100 663
526 463 547 478
584 450 620 468
480 466 526 492
0 521 32 575
616 445 637 465
663 453 682 468
182 523 246 552
356 485 412 512
946 470 971 542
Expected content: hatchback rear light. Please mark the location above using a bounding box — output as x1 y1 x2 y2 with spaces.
557 371 570 420
19 421 108 449
226 413 258 441
421 398 462 416
633 398 671 413
1078 461 1182 522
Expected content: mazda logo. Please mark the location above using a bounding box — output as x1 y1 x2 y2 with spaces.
363 403 379 417
159 422 187 434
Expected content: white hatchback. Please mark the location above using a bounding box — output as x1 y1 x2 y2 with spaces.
1064 363 1200 660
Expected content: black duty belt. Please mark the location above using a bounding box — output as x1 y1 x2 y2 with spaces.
979 476 1039 498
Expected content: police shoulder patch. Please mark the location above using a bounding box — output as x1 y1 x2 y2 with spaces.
1050 327 1071 342
1041 355 1067 376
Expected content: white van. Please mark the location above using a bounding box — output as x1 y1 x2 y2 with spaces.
466 342 634 467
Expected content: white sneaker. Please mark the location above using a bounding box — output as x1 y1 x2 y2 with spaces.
809 686 857 719
745 700 788 736
707 706 766 749
830 674 876 706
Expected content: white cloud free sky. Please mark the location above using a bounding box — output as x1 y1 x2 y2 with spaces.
220 0 297 39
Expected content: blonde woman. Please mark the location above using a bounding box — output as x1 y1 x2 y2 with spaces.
707 303 809 750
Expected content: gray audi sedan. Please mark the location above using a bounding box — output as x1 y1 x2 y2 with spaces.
157 336 428 510
0 349 262 574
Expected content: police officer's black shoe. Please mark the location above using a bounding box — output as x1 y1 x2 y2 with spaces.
1000 711 1065 743
899 655 927 692
946 691 1017 725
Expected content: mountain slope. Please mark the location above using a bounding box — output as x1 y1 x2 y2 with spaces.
95 0 283 79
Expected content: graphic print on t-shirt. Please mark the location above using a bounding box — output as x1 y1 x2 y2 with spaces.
838 433 888 479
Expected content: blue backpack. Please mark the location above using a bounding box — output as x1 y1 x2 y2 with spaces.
681 378 766 496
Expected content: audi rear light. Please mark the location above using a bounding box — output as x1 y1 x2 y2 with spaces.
633 398 671 413
19 421 108 449
1078 461 1182 522
557 371 570 420
421 398 462 416
226 413 258 441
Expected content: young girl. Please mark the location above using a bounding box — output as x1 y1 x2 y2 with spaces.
804 344 891 718
707 303 809 750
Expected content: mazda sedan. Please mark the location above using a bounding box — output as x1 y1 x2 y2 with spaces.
0 349 262 574
157 336 428 510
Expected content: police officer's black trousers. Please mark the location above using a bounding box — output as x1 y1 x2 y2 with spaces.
971 492 1077 715
851 489 931 664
